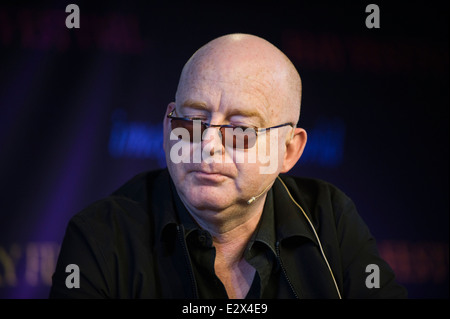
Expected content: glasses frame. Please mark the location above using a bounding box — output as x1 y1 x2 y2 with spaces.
167 110 295 149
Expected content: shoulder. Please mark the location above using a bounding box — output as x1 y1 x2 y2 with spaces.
278 174 353 211
69 169 168 237
275 174 361 234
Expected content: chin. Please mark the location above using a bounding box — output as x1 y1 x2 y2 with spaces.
182 185 236 211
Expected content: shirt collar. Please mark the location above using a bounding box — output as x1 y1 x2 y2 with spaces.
246 176 319 254
156 170 318 247
163 176 278 250
173 183 200 237
272 175 319 246
246 187 277 255
152 170 178 242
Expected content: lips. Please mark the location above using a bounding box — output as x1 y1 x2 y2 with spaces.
189 164 233 176
188 166 233 183
193 170 226 176
191 171 227 184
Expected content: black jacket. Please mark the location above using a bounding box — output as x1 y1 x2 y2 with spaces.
49 169 407 298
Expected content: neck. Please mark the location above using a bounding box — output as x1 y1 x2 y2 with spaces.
210 207 262 262
182 195 267 299
185 194 267 264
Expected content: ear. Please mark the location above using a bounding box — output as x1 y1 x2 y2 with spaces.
281 128 307 173
163 102 176 150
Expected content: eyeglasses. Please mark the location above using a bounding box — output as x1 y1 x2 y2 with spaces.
167 110 295 149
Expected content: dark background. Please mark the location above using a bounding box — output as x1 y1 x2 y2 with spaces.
0 0 448 298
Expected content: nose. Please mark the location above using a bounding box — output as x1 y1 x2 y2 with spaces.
202 127 223 156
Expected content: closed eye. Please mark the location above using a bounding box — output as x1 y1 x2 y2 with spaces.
184 116 208 122
234 125 253 130
226 125 258 133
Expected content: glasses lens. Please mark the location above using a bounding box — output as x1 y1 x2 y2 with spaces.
222 127 257 149
171 118 206 143
171 118 257 149
170 119 192 142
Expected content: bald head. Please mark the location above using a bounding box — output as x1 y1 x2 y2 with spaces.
176 34 302 125
164 34 308 216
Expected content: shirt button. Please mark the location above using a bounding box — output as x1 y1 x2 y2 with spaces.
198 234 207 243
197 231 212 247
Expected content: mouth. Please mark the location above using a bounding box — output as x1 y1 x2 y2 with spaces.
190 170 230 184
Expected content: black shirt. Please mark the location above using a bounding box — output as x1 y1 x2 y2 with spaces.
49 169 407 299
173 181 295 298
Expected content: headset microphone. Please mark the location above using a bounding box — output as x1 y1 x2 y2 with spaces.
276 176 343 299
245 176 342 298
247 183 273 204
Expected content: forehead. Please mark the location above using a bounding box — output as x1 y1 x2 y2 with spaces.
177 69 277 125
181 98 266 122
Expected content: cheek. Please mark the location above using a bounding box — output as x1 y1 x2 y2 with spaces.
164 140 193 186
243 132 285 176
233 160 267 192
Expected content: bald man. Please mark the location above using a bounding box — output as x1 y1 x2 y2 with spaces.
50 34 407 299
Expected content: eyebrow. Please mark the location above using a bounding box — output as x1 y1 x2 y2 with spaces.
181 99 209 111
181 99 268 126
